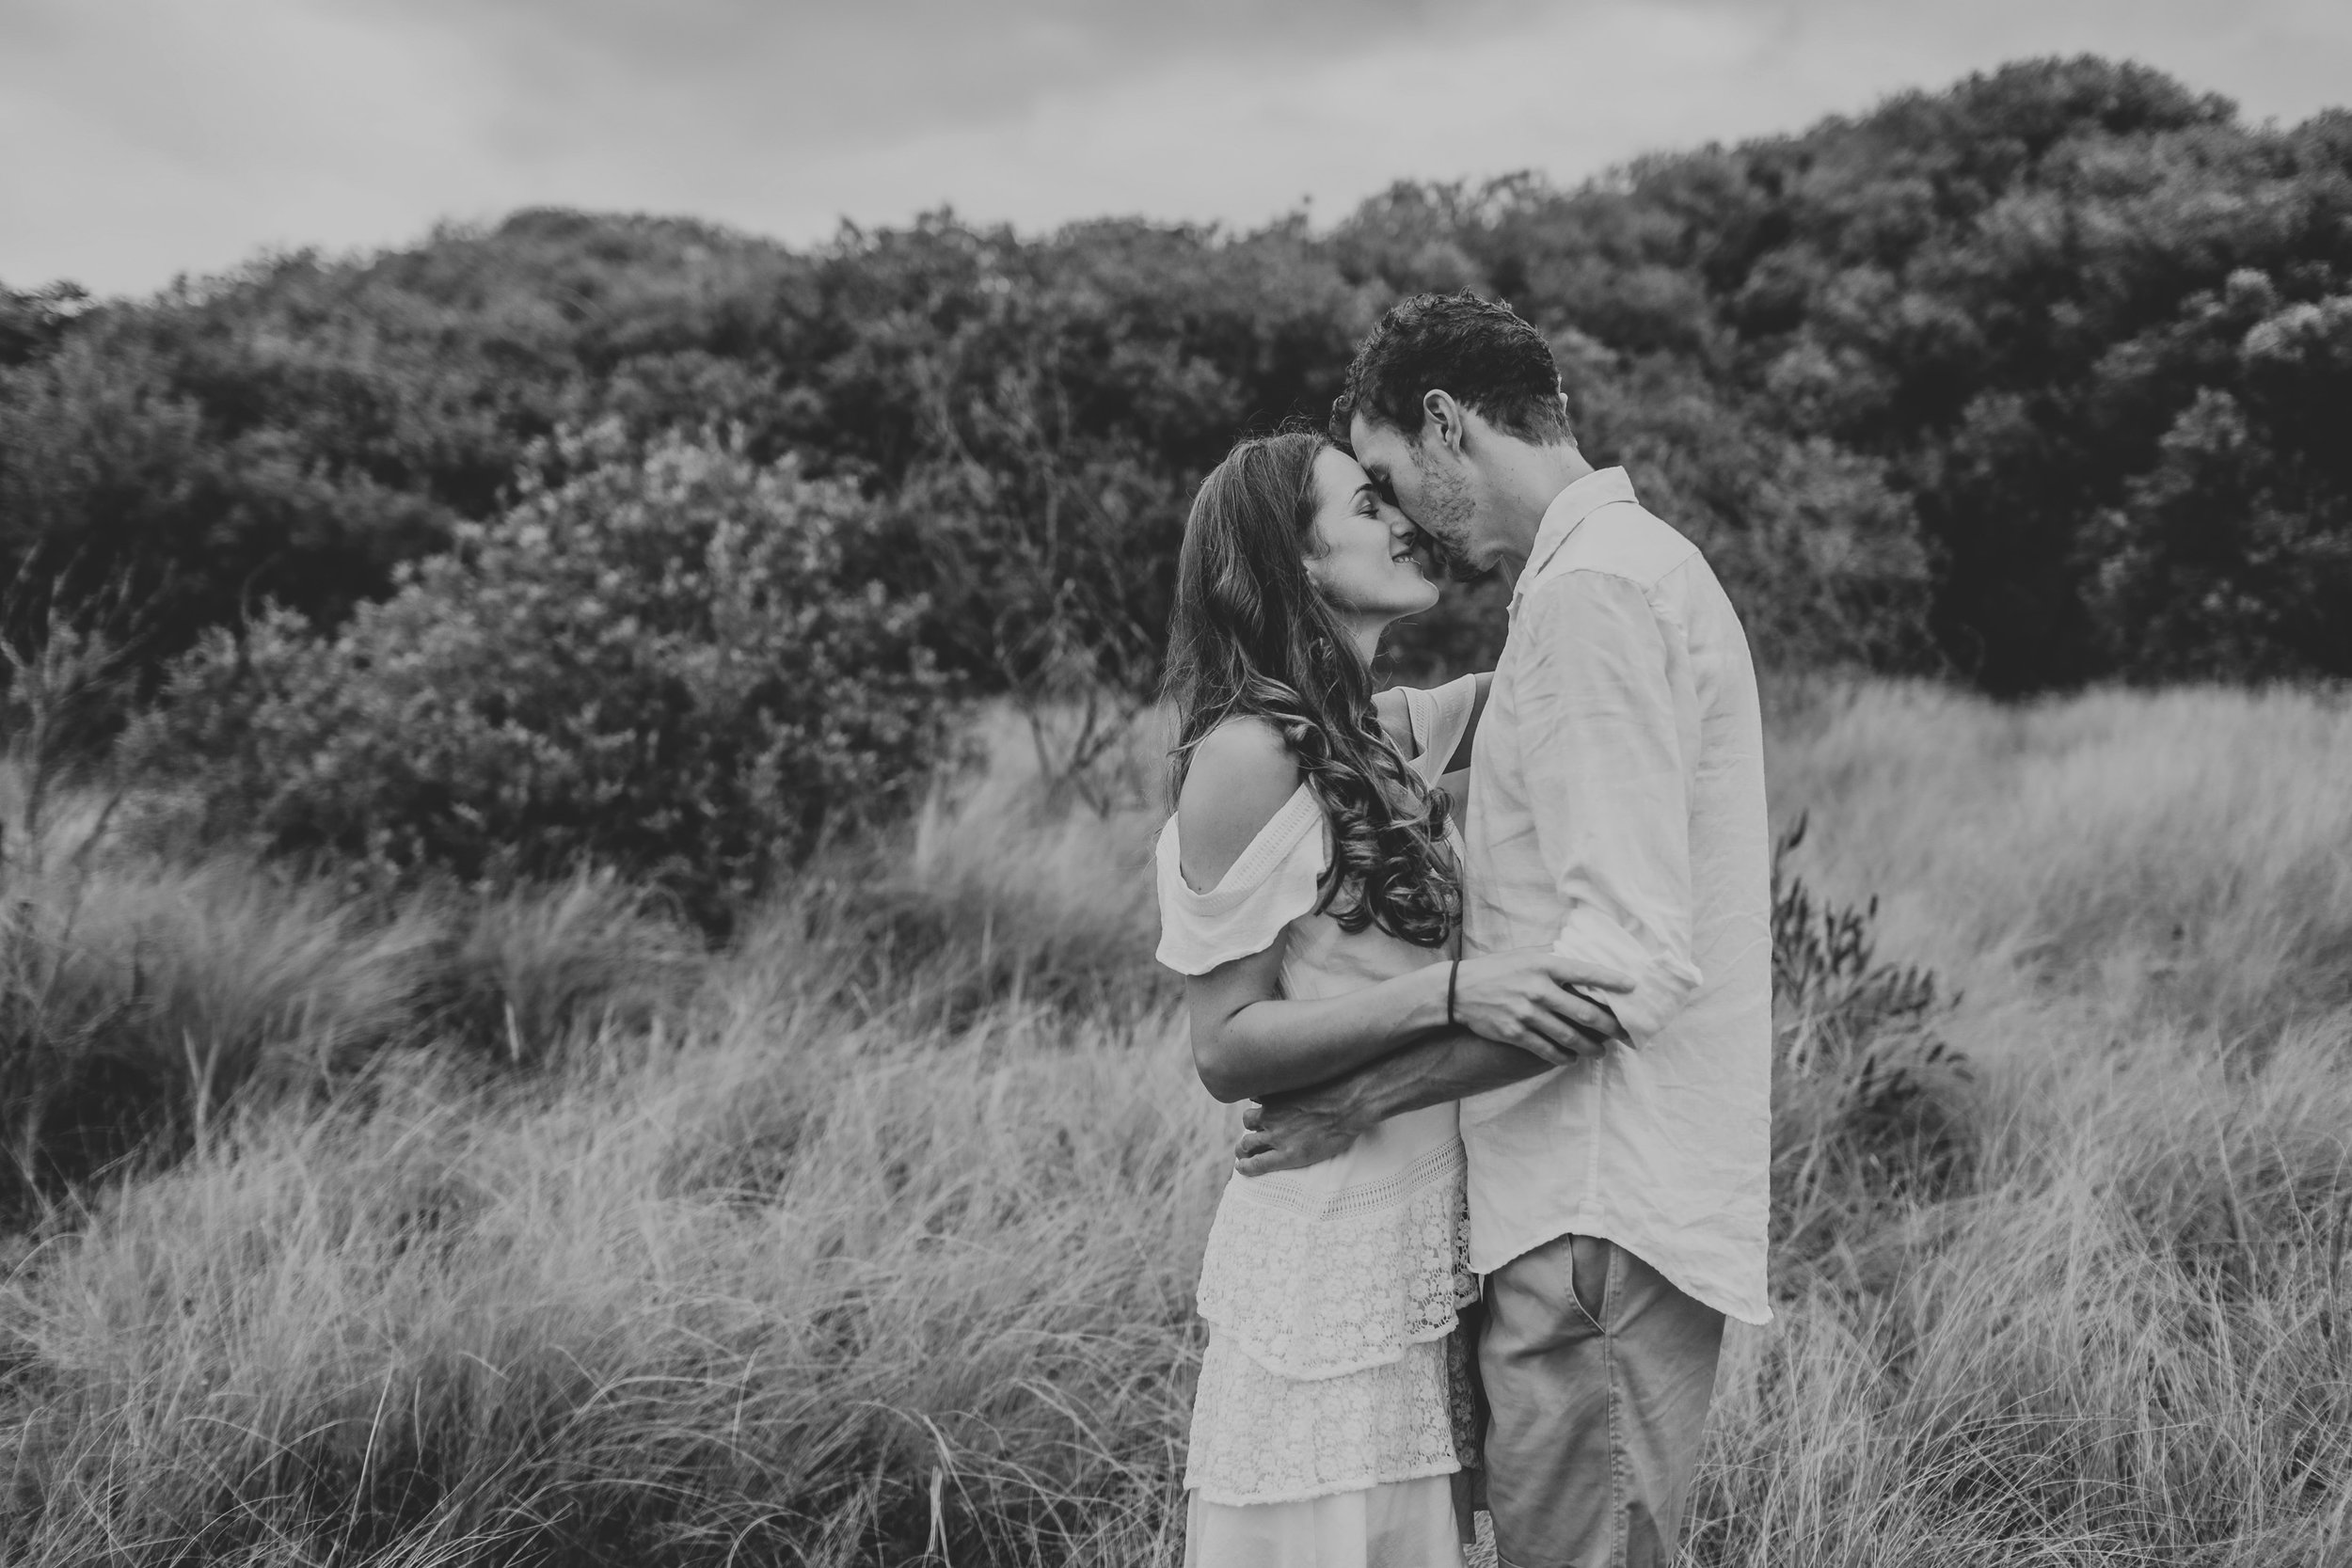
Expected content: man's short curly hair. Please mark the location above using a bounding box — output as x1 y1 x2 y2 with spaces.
1329 292 1572 447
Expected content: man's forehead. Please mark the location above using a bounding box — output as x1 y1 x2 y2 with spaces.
1346 414 1400 469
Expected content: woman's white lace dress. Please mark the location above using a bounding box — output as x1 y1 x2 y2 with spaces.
1156 677 1482 1568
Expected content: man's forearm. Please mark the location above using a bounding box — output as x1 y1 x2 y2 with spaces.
1327 1030 1555 1132
1238 1029 1582 1178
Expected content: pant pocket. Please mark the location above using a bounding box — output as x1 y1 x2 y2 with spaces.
1565 1232 1612 1333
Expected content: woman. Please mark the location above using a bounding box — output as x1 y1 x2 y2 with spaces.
1156 430 1628 1566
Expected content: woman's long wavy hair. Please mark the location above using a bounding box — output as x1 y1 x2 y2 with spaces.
1164 430 1459 947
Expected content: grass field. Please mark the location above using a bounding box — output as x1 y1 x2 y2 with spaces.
3 680 2350 1566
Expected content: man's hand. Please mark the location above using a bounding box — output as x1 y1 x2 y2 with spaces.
1448 948 1629 1063
1233 1082 1364 1176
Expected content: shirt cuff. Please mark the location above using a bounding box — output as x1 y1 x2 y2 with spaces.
1550 915 1702 1045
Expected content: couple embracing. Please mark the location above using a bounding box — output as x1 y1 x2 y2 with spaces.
1156 293 1772 1568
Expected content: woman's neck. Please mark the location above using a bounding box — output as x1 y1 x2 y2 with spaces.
1340 615 1385 668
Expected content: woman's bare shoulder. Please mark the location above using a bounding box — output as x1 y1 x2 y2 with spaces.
1174 718 1302 891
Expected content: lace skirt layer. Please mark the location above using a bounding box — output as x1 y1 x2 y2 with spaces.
1185 1332 1462 1506
1185 1135 1480 1507
1194 1137 1471 1379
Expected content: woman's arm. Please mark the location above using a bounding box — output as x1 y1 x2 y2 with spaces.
1446 672 1494 773
1187 943 1452 1103
1234 1027 1551 1173
1178 716 1625 1103
1370 673 1496 775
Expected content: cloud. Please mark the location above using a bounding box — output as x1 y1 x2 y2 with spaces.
3 0 2346 295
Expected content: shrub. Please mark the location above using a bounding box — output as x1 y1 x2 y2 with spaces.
1769 813 1975 1288
123 427 949 927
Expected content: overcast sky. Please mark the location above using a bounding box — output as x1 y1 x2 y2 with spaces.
5 0 2348 297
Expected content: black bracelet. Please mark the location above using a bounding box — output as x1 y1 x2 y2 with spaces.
1446 958 1460 1027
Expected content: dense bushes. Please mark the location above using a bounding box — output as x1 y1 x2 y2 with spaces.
122 427 946 925
2086 281 2352 676
13 56 2350 702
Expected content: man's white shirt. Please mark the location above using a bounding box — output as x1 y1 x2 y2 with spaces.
1458 467 1773 1324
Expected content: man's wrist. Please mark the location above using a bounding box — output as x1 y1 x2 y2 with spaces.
1329 1055 1402 1133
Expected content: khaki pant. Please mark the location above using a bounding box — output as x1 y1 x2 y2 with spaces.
1479 1234 1724 1568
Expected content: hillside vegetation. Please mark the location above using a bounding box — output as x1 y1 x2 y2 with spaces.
0 684 2347 1565
6 55 2352 706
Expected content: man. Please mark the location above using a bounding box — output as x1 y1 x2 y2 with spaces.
1236 293 1772 1568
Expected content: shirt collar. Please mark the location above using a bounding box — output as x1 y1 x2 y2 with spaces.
1511 467 1638 612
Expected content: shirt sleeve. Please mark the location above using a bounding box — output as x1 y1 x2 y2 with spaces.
1511 570 1704 1045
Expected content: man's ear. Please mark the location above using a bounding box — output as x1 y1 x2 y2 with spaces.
1422 388 1467 455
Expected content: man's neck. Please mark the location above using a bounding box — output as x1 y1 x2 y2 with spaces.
1490 442 1597 581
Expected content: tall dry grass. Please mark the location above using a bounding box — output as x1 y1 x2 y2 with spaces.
0 761 706 1212
1767 680 2352 1035
0 683 2347 1565
1708 680 2352 1567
